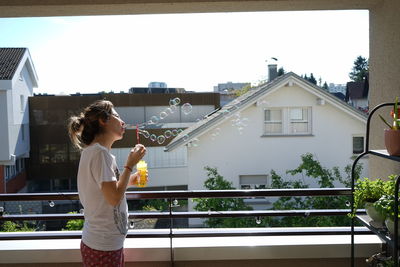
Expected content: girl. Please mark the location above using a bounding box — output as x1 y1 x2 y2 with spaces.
68 99 146 267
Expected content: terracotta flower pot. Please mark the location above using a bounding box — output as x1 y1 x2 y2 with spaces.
384 129 400 156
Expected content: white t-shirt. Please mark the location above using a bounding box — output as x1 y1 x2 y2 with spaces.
77 143 128 251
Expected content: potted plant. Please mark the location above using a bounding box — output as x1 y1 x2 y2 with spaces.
374 194 400 235
351 177 394 222
379 96 400 156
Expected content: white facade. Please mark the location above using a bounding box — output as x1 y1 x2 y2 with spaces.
167 73 368 194
0 49 38 165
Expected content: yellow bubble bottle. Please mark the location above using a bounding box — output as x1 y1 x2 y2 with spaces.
136 160 148 187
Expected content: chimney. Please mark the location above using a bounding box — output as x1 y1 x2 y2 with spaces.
268 64 278 82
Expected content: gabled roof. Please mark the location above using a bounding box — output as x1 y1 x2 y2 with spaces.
165 72 368 152
0 47 38 89
0 48 26 80
345 73 369 102
332 92 346 101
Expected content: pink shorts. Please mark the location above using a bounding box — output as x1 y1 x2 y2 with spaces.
80 241 125 267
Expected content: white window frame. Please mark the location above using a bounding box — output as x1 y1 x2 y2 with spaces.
239 175 269 190
263 108 283 134
263 106 312 136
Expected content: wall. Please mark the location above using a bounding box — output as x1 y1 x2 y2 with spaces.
0 165 4 193
0 91 10 162
112 147 189 187
187 84 368 194
369 0 400 179
6 171 27 193
9 62 32 158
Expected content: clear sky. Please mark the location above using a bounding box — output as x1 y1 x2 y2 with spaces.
0 10 369 95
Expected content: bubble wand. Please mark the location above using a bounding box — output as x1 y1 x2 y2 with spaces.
136 124 140 144
136 124 147 187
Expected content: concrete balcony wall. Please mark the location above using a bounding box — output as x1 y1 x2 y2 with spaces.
0 229 381 267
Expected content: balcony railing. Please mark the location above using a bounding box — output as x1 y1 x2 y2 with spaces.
0 188 375 266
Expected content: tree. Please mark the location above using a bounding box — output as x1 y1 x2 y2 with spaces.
63 212 84 231
308 73 317 85
193 167 255 228
303 73 317 85
235 84 252 97
277 67 286 77
1 221 37 232
265 153 362 227
323 82 329 90
349 56 369 82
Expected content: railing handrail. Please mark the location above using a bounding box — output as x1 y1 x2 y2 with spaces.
0 209 356 221
0 188 352 201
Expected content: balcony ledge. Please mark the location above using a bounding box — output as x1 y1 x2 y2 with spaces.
0 227 382 264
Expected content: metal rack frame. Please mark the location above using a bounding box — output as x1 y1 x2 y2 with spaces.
350 102 400 267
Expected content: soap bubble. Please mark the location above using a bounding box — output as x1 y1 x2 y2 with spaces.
183 134 190 141
159 111 168 120
169 105 178 113
166 107 173 115
164 130 172 138
157 135 166 144
129 220 135 229
48 201 55 208
190 138 200 147
149 115 159 124
182 103 193 115
177 129 183 134
171 129 178 136
169 97 181 106
173 199 179 206
140 130 150 139
259 100 270 107
150 134 157 142
79 209 84 214
211 127 221 140
256 217 262 225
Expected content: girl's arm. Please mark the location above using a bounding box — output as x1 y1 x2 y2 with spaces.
101 144 146 206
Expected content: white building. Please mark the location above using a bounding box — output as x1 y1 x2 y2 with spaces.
0 47 38 193
166 72 368 198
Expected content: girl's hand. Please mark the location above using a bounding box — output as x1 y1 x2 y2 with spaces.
125 144 146 168
128 171 148 187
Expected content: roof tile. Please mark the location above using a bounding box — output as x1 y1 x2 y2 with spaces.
0 48 26 80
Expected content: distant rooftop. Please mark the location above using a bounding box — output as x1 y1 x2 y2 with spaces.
129 87 186 94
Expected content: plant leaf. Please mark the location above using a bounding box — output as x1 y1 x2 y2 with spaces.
379 114 393 129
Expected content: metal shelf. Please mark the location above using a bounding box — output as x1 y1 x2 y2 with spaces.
369 150 400 162
351 102 399 267
356 214 394 246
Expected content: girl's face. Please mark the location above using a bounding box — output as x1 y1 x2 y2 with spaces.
104 108 126 141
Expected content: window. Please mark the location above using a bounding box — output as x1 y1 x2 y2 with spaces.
353 136 364 154
264 109 282 134
240 175 269 190
4 158 25 181
112 146 187 169
21 124 25 141
39 144 68 163
264 107 312 135
20 95 24 112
